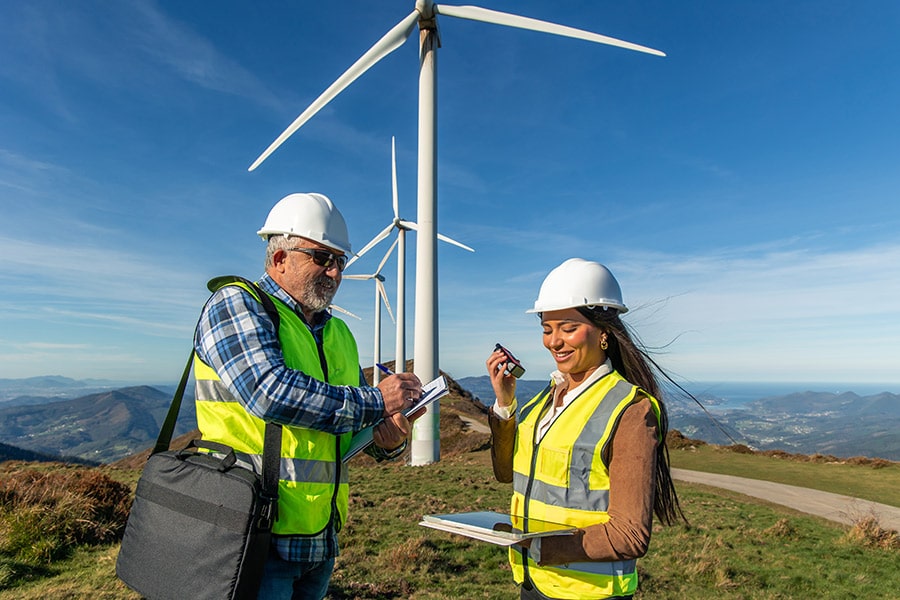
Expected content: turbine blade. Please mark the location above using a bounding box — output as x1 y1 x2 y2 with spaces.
437 232 475 252
342 274 371 280
375 237 400 275
435 4 665 57
330 304 361 320
391 137 400 219
376 279 396 324
396 219 473 251
346 222 395 268
248 10 419 171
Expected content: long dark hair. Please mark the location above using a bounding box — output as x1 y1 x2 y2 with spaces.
576 306 686 526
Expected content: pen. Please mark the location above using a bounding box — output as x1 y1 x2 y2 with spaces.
376 363 394 376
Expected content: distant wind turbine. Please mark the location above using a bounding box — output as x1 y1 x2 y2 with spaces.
249 1 664 464
343 244 397 385
346 137 473 386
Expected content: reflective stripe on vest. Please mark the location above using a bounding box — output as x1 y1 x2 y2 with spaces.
195 281 359 536
508 370 662 599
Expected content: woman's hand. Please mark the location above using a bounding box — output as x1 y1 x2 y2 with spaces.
486 348 517 408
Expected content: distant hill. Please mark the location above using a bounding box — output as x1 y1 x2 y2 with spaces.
0 375 133 406
730 391 900 459
455 375 548 407
0 386 196 463
0 440 98 466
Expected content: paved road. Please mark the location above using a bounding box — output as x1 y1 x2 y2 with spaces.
459 415 490 434
672 468 900 532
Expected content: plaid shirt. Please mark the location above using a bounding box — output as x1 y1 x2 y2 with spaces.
194 273 400 563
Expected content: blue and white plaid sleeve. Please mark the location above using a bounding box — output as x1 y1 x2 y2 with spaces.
194 284 385 434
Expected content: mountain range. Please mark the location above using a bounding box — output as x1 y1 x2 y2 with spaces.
0 375 898 464
0 385 196 463
456 376 900 461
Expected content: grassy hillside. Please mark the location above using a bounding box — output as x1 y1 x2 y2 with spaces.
3 444 898 598
2 375 897 599
668 437 900 508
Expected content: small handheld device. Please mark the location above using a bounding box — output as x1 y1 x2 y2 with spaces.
494 343 526 379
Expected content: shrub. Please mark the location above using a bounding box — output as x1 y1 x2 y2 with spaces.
667 430 705 450
842 516 900 551
846 456 894 469
0 463 132 567
726 444 755 455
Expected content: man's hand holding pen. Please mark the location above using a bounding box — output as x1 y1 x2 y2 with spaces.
376 364 422 416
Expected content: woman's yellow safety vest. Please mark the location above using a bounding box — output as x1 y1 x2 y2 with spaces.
509 370 662 599
194 281 360 536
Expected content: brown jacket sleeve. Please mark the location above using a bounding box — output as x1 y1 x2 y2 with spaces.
534 397 660 565
489 406 517 483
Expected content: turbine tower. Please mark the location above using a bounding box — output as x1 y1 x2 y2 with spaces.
346 137 473 388
249 2 664 464
343 245 397 385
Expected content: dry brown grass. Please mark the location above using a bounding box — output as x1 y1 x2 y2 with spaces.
842 516 900 550
0 462 131 570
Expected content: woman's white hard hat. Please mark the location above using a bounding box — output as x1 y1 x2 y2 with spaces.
527 258 628 314
257 192 353 255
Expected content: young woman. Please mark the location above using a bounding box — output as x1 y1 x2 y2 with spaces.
487 258 683 600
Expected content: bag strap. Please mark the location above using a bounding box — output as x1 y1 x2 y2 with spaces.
152 350 195 455
152 276 284 500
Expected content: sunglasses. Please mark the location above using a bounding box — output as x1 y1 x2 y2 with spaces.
287 247 348 272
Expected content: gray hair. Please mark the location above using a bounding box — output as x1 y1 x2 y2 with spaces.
265 234 296 269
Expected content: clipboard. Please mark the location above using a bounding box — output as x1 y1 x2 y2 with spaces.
343 374 449 462
419 511 577 546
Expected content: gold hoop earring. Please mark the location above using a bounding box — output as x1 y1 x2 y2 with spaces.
601 339 608 351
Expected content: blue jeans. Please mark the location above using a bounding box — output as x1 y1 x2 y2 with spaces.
257 552 335 600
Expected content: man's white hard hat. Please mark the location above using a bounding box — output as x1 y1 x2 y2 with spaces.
257 193 352 255
527 258 628 314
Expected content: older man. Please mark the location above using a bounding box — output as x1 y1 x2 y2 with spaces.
193 193 422 599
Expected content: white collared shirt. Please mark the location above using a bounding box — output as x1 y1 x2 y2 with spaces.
492 359 613 442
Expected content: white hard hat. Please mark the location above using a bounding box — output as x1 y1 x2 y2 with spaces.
257 193 352 255
527 258 628 314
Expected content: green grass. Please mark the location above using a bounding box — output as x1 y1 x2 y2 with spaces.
639 487 898 599
669 445 900 507
0 545 138 600
2 450 897 599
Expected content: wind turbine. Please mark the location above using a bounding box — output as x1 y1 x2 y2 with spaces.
248 2 665 465
343 243 397 385
346 136 473 385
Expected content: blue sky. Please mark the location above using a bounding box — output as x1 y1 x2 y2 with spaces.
1 0 899 387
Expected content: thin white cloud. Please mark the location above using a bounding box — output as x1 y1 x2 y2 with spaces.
422 237 900 383
0 235 206 328
611 243 900 381
15 342 89 350
127 1 284 111
1 1 285 118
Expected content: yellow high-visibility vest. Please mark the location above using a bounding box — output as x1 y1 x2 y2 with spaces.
509 370 662 599
195 280 360 535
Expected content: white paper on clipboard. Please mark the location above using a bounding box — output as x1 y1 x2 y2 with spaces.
343 375 448 462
